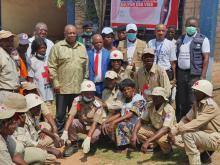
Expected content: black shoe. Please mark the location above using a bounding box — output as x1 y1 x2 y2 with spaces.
200 151 214 164
63 143 78 157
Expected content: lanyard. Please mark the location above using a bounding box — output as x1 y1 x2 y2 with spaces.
155 41 164 64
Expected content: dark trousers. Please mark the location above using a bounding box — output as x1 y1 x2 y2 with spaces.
56 94 78 135
176 68 200 122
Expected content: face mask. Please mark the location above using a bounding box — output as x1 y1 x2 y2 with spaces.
186 26 197 36
127 33 137 41
36 53 45 60
82 96 94 103
84 32 92 36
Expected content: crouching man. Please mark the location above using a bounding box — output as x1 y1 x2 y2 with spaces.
61 80 106 157
170 80 220 165
131 87 175 156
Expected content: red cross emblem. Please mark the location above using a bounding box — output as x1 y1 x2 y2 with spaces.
41 66 49 83
194 81 199 86
113 54 118 57
87 84 91 88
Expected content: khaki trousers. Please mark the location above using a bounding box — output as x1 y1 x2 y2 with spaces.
137 125 172 154
182 131 220 165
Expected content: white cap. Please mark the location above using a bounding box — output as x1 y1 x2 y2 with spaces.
101 27 114 34
110 50 123 60
25 94 43 110
126 23 137 32
105 71 118 79
150 87 168 101
80 80 96 92
192 80 213 96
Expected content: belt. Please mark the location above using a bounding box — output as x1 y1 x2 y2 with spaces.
177 68 190 72
0 88 19 93
95 82 103 85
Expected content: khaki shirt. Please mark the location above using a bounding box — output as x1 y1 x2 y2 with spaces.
102 87 124 113
41 102 50 116
179 97 220 134
134 64 171 101
69 96 106 125
113 67 131 83
24 113 39 142
48 40 88 94
0 47 20 90
141 102 176 130
0 135 16 165
118 39 146 68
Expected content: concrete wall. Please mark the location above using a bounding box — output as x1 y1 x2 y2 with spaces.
1 0 67 41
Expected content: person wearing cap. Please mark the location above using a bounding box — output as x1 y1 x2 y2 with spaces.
0 104 28 165
131 87 175 156
134 47 171 102
17 33 30 67
4 93 63 160
102 79 146 150
88 34 110 97
48 25 88 134
113 26 126 48
80 21 94 50
101 27 117 52
26 22 54 78
0 30 20 102
169 80 220 165
118 23 146 69
102 70 124 115
21 82 58 134
110 49 132 82
61 80 106 157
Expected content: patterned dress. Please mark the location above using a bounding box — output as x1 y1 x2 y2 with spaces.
115 94 146 146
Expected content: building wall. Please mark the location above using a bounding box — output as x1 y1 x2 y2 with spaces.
1 0 67 41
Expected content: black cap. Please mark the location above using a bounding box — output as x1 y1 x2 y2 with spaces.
83 21 93 29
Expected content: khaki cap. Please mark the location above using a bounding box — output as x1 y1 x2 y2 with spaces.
25 94 43 110
4 93 29 113
150 87 168 101
142 47 155 56
105 70 118 79
0 104 16 120
21 82 37 91
0 30 19 48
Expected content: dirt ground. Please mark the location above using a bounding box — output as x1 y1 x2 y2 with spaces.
56 89 220 165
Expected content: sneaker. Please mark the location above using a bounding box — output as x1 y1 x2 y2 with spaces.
63 143 78 157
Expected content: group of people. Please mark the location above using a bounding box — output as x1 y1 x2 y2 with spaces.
0 16 219 165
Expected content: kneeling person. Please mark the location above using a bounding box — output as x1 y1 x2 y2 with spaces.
131 87 175 155
61 80 106 157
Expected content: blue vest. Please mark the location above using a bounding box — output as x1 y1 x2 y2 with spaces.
176 33 205 76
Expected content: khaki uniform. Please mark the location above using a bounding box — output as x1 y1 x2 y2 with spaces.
113 67 132 83
48 40 88 94
68 97 106 142
175 97 220 165
118 39 146 68
138 102 175 153
134 64 171 101
0 47 20 90
102 87 124 113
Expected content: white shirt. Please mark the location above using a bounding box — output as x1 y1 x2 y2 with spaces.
26 36 54 77
30 56 54 101
148 38 176 70
178 33 210 70
127 40 137 64
94 50 102 83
